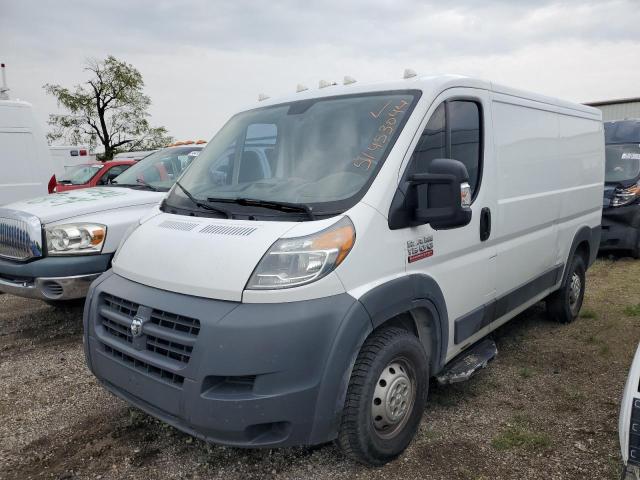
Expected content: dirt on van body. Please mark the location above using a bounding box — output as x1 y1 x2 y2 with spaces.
1 257 640 480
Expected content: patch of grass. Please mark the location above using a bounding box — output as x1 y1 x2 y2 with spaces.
624 304 640 316
518 366 534 379
579 309 597 319
492 417 551 452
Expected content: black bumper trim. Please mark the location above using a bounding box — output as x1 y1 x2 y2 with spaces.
0 253 112 280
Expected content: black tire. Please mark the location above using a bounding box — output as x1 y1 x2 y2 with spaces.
546 254 586 323
336 326 429 466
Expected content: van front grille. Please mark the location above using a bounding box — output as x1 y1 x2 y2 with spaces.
102 344 185 386
99 294 199 365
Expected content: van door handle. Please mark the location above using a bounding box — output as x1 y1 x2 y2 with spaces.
480 207 491 241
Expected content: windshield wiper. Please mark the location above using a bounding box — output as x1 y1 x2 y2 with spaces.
110 180 159 191
207 197 315 220
176 182 231 219
135 178 160 191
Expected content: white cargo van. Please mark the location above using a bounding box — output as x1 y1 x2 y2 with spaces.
84 74 604 465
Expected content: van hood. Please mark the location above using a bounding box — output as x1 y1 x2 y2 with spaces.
112 213 299 302
3 187 164 224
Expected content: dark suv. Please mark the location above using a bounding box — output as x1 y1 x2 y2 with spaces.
600 119 640 257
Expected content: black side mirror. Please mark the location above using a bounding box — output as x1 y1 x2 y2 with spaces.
388 158 473 230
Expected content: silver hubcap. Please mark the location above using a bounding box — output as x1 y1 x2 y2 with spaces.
371 360 416 439
569 272 581 310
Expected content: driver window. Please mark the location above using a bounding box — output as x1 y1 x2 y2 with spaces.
408 99 482 198
409 103 445 175
99 164 129 185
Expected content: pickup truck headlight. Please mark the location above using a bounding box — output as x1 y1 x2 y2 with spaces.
246 216 355 290
612 182 640 207
45 224 107 255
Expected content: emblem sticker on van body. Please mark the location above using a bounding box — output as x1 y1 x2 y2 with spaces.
407 235 433 263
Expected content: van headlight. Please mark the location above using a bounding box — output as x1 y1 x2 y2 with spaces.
247 216 355 289
45 224 107 255
612 182 640 207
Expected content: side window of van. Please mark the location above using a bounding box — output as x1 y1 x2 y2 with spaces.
449 101 481 195
409 100 482 198
409 103 446 174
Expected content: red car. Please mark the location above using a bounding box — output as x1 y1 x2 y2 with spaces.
55 160 136 192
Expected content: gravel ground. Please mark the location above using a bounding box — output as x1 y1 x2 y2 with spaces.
2 257 639 480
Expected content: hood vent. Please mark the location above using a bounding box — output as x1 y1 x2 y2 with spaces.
199 224 257 236
158 220 258 236
158 220 199 231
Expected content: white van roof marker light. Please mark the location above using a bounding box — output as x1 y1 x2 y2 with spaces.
296 84 308 93
319 80 336 89
258 93 270 101
343 76 357 85
403 68 417 79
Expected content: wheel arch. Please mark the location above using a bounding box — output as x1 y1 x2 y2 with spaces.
562 225 600 287
357 274 449 375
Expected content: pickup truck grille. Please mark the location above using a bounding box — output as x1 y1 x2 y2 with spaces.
99 293 200 365
0 216 42 261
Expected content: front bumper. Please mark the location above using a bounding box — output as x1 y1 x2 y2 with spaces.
600 205 640 252
84 271 372 448
0 254 111 300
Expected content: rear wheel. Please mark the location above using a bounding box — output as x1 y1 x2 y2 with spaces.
546 254 586 323
336 327 429 466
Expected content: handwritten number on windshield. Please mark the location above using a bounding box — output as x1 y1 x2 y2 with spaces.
354 99 409 170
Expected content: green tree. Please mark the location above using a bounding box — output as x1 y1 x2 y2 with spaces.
44 56 172 160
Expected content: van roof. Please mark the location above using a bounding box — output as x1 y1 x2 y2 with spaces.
0 99 34 109
250 74 600 119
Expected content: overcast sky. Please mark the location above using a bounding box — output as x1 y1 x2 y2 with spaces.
2 0 640 143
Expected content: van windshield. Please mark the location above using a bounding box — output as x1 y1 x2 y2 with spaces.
112 146 203 191
605 144 640 183
171 92 418 215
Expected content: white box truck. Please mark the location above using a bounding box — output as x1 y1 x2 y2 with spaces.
49 145 97 175
83 74 604 465
0 63 57 205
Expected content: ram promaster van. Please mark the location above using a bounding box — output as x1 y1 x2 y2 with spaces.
84 74 604 465
0 144 204 303
600 119 640 258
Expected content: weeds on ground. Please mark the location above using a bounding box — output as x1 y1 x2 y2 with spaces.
624 304 640 317
492 415 551 452
518 366 534 379
580 309 597 319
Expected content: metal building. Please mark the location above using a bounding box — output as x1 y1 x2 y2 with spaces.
585 98 640 121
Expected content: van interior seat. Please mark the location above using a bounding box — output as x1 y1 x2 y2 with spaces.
239 150 264 183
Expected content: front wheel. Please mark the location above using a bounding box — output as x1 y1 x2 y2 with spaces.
546 254 586 323
336 327 429 466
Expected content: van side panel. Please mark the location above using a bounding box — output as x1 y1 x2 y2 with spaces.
491 96 603 301
554 114 604 269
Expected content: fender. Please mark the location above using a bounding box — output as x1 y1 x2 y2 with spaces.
561 225 600 286
358 274 449 374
